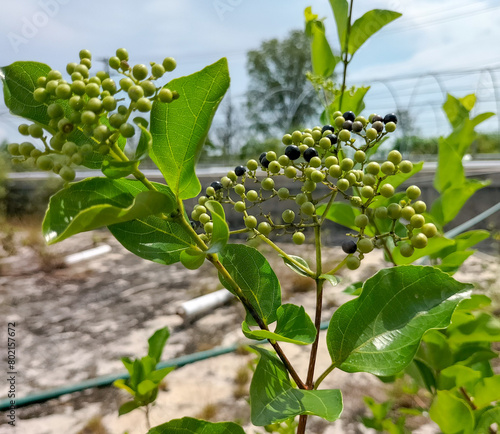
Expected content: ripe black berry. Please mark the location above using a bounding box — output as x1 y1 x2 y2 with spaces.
327 134 338 145
322 125 335 134
303 147 318 162
259 152 267 162
383 113 398 124
261 157 270 168
342 120 353 131
371 114 383 123
342 239 357 254
285 145 301 160
343 111 356 122
210 181 223 191
234 165 246 176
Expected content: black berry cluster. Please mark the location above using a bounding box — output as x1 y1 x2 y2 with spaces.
7 48 179 182
192 110 437 269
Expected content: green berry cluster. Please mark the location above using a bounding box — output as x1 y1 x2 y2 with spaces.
7 48 179 182
191 110 438 270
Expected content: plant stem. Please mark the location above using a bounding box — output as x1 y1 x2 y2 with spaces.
206 253 306 390
144 405 151 430
338 0 354 112
371 218 397 266
314 363 336 390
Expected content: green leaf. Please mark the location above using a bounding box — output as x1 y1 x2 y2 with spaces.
437 251 475 274
475 406 500 433
281 254 311 277
327 266 473 376
473 376 500 409
148 327 170 364
218 244 281 326
320 274 340 287
438 365 482 391
328 0 349 53
250 347 343 425
305 7 339 77
101 160 139 179
147 417 245 434
109 213 194 266
150 58 230 199
443 94 474 129
343 281 363 295
448 312 500 345
113 379 135 396
392 236 455 265
455 230 490 251
149 366 175 384
118 400 141 416
137 379 157 396
417 330 453 372
328 86 370 118
180 248 206 270
348 10 402 55
429 390 474 434
317 202 361 232
1 61 51 123
431 179 491 226
242 304 316 345
42 178 176 244
133 117 152 160
205 200 229 253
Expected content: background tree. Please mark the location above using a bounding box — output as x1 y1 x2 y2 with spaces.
246 30 321 137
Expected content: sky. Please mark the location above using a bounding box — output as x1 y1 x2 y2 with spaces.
1 0 499 145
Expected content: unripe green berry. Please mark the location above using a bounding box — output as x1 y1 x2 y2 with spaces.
310 170 325 183
361 186 374 199
303 179 316 192
385 122 397 133
334 116 345 128
227 171 237 182
234 201 246 213
366 128 378 141
245 216 258 229
278 188 290 199
206 186 216 197
301 201 315 216
298 144 308 155
94 125 110 141
319 137 331 149
291 130 302 144
375 206 388 219
268 161 281 174
8 143 20 155
413 201 427 214
282 209 295 224
109 113 125 128
199 213 211 224
338 129 351 142
128 85 144 102
329 165 342 178
119 77 134 91
47 69 62 81
406 185 421 200
204 222 214 233
47 103 64 119
350 196 363 207
247 190 259 202
388 150 402 165
19 142 35 157
303 136 315 147
422 223 438 238
400 243 414 258
120 123 135 138
71 153 83 165
346 256 360 270
365 162 380 176
36 155 53 171
102 96 117 112
340 158 354 172
399 160 413 173
358 238 374 253
234 184 245 196
71 80 86 95
158 88 173 103
282 134 293 145
246 159 258 171
293 232 305 245
354 150 366 163
345 171 357 186
33 87 49 102
62 141 78 156
411 233 428 249
132 64 149 80
284 166 297 179
381 161 395 175
28 124 44 139
59 165 75 182
401 206 415 220
325 156 338 167
387 203 402 219
354 214 369 228
337 179 350 191
258 222 272 236
410 214 425 228
162 57 177 72
261 177 275 190
309 156 322 168
278 155 290 166
116 48 129 61
152 63 165 78
136 97 153 113
362 173 377 186
86 97 103 113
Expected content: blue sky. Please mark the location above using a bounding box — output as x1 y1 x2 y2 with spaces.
1 0 499 144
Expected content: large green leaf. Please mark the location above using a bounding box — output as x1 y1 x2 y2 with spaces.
305 7 339 77
348 10 402 55
150 58 230 199
317 202 361 232
329 0 349 52
447 312 500 345
109 214 194 266
250 347 343 426
472 375 500 409
328 86 370 118
429 390 474 434
42 178 175 244
417 330 453 372
242 304 316 345
205 200 229 253
148 417 245 434
475 406 500 433
327 266 472 375
218 244 281 326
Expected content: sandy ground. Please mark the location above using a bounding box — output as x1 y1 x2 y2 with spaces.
0 227 498 434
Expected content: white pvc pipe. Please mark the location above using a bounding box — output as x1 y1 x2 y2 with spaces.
64 244 112 265
177 289 234 319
